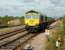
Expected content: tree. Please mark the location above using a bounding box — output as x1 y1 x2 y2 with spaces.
19 16 24 25
45 16 55 26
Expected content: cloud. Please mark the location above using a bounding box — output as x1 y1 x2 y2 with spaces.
0 0 65 17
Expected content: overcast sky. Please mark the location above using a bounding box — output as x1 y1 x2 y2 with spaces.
0 0 65 17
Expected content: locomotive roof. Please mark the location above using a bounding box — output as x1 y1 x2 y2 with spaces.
26 10 39 14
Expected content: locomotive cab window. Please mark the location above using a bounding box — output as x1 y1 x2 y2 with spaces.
25 13 39 19
25 15 31 19
33 15 39 19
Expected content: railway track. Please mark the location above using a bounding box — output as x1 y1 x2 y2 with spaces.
0 32 38 50
0 29 26 46
0 29 25 40
0 25 25 36
0 26 38 50
1 33 37 50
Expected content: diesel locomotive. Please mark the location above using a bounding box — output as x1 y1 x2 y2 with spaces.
24 10 47 32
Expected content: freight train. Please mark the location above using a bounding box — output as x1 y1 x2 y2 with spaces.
24 10 48 32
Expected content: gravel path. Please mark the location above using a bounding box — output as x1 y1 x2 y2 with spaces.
30 32 48 50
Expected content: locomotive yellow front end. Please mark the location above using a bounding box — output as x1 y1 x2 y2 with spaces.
24 10 43 32
25 13 40 26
